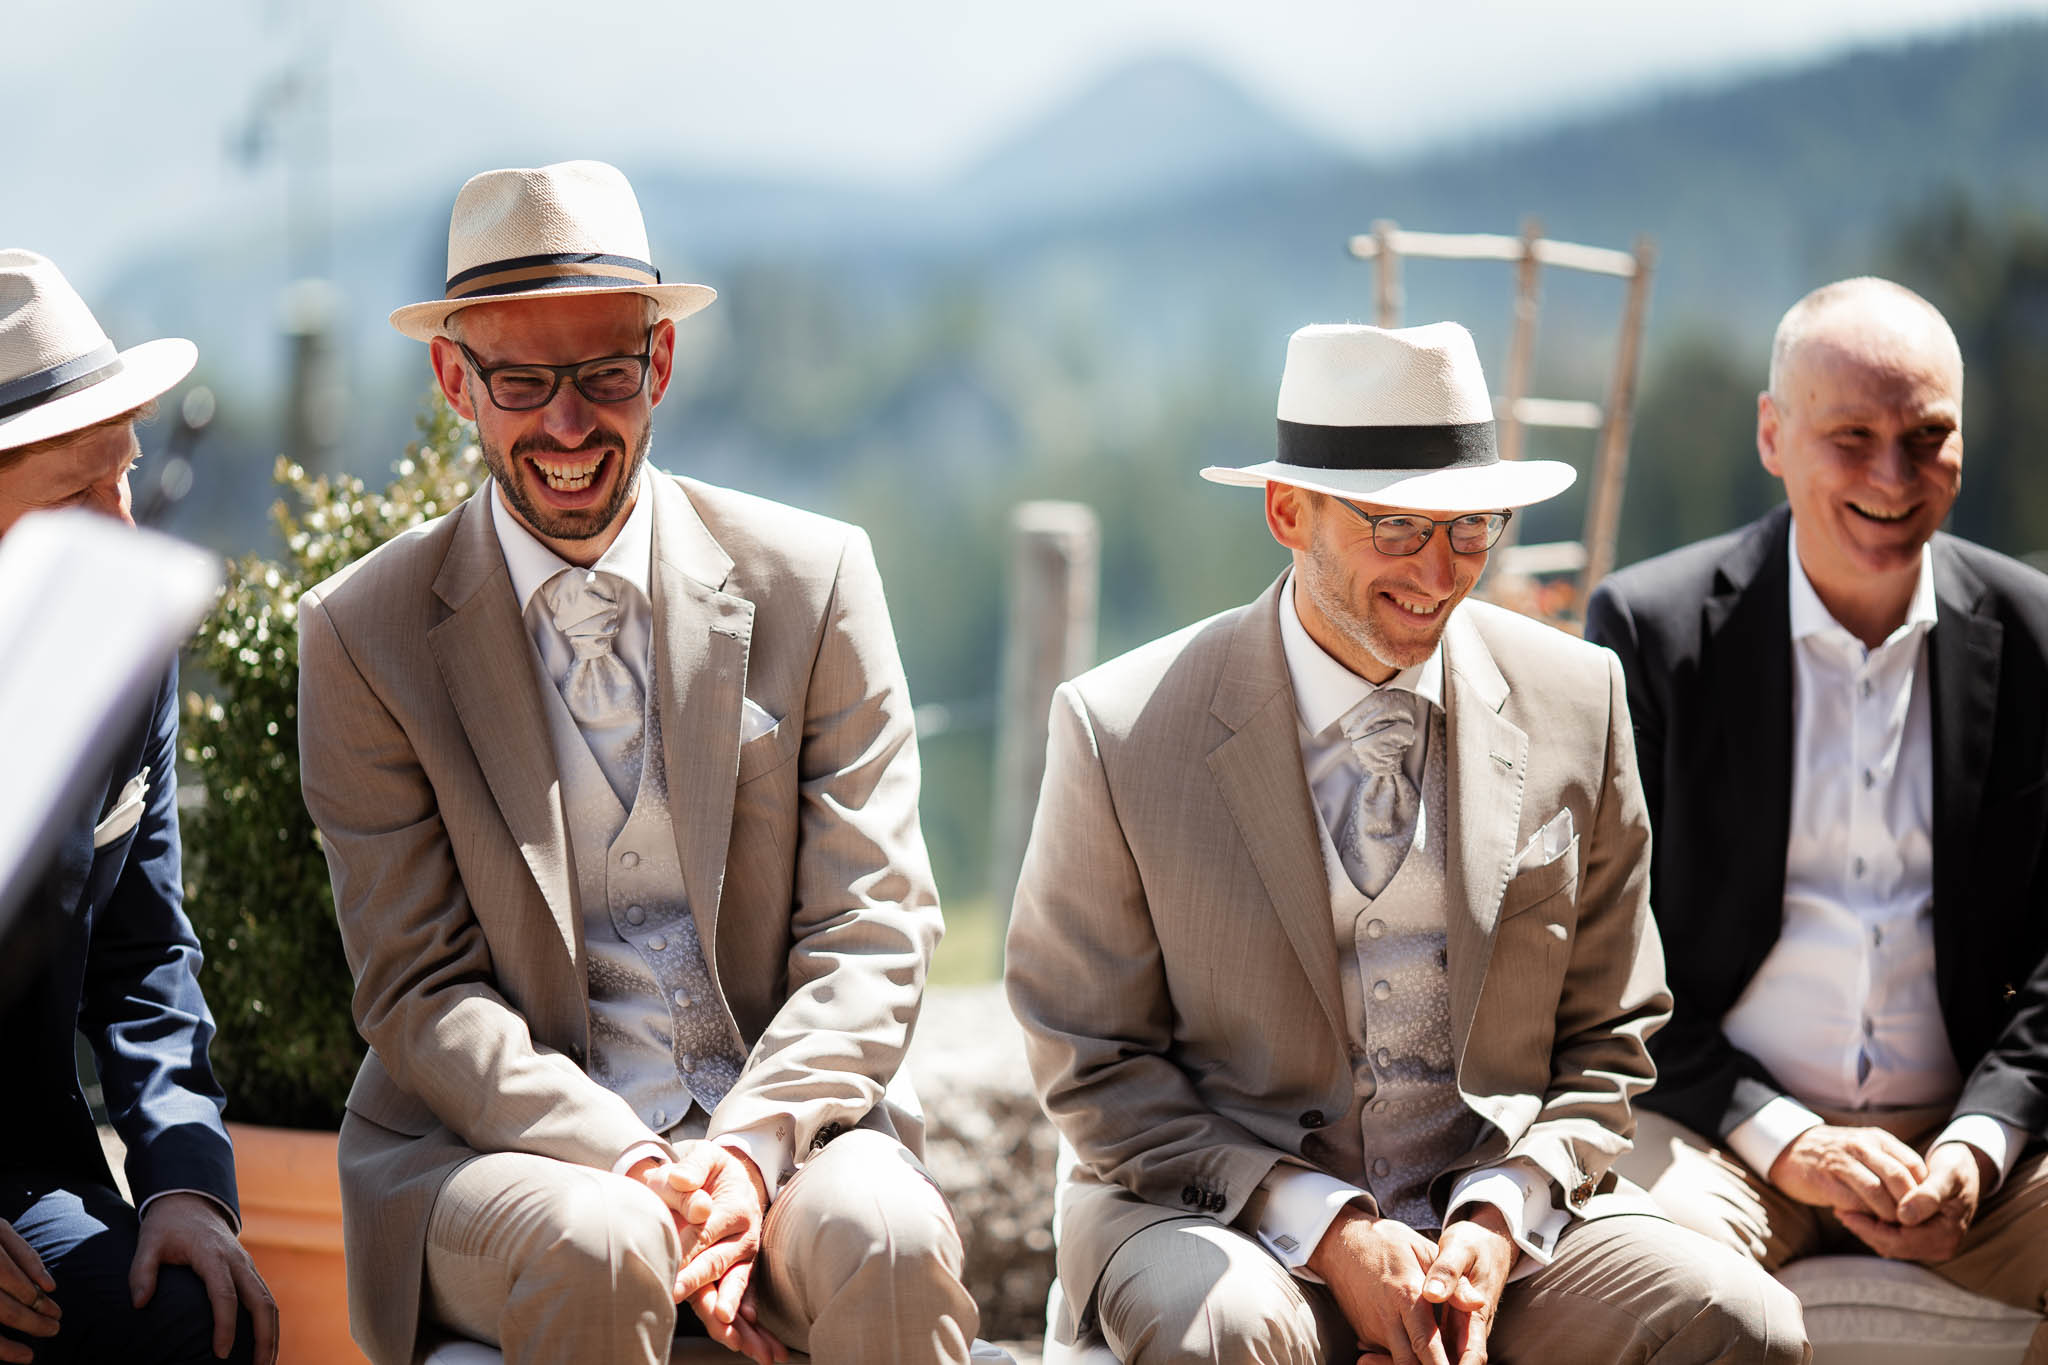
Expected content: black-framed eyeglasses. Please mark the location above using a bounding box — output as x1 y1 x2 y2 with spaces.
1332 499 1513 556
457 336 653 411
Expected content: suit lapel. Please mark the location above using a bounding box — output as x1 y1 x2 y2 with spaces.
1205 577 1348 1045
1701 507 1795 966
427 487 579 964
1928 536 2000 995
647 476 751 973
1439 610 1527 1070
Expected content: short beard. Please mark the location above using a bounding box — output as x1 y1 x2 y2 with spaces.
475 385 652 542
1297 512 1442 673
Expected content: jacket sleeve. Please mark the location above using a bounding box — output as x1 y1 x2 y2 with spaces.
81 663 240 1219
1584 581 1790 1142
704 528 944 1163
1005 683 1292 1228
298 591 664 1172
1496 648 1672 1205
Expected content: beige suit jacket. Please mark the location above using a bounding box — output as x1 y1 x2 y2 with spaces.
298 472 941 1365
1005 579 1670 1329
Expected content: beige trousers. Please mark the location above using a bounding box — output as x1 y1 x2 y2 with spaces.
1092 1211 1809 1365
423 1129 978 1365
1615 1106 2048 1364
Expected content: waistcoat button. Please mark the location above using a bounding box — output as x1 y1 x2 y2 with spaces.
1299 1109 1325 1129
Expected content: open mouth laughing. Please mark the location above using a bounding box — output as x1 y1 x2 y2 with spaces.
1847 500 1915 524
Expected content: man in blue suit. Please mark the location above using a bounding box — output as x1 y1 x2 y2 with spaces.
0 250 275 1365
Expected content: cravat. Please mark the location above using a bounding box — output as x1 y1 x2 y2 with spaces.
543 568 645 802
1337 690 1420 898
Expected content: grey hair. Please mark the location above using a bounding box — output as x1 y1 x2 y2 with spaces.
1767 277 1962 399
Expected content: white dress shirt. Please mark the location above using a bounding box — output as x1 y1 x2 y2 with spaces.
1720 522 2023 1185
1255 576 1553 1277
490 476 794 1196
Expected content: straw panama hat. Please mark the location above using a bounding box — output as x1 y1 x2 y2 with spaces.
1203 322 1576 514
0 250 197 455
389 159 717 342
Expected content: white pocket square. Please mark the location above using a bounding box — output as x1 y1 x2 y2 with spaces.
92 766 150 849
1515 807 1574 872
739 697 779 744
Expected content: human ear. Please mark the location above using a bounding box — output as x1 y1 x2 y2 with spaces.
429 335 478 421
1757 391 1784 479
1265 482 1314 552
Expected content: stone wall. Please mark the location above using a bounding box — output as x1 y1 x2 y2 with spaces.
909 983 1059 1346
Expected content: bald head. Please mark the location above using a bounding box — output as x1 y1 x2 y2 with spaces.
1767 277 1963 417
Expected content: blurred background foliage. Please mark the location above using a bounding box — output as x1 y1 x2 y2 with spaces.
179 401 478 1126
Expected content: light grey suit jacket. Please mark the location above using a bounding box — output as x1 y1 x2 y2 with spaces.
1005 579 1670 1331
298 472 941 1365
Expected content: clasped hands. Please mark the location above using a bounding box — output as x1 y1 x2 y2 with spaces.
1767 1123 1992 1262
627 1143 788 1365
1307 1202 1515 1365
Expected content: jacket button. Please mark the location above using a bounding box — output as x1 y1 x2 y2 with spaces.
1181 1185 1199 1207
1300 1110 1325 1129
1207 1192 1225 1212
2004 983 2018 1000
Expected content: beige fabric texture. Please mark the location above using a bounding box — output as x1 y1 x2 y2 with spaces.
299 472 943 1365
422 1130 975 1365
1619 1107 2048 1363
1005 577 1674 1339
1093 1212 1805 1365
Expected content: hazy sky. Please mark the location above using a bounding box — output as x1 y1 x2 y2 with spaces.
8 0 2047 292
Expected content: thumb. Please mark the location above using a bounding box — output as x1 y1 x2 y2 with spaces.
129 1235 162 1309
1895 1178 1940 1226
1423 1233 1477 1302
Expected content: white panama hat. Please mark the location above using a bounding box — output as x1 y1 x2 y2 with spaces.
389 159 717 342
0 250 197 455
1203 322 1576 514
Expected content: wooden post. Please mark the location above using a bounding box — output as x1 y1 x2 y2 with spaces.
1492 217 1544 557
1373 220 1402 328
1574 237 1657 616
990 502 1100 944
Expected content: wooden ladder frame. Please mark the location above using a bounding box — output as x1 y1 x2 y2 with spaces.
1348 218 1656 619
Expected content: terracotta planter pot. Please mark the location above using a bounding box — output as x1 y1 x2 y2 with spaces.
229 1121 368 1365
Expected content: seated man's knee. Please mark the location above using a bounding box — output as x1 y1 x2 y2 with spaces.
520 1169 679 1309
790 1130 964 1281
1096 1223 1319 1365
1661 1241 1807 1365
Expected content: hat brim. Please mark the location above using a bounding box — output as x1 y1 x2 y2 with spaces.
1200 457 1577 513
0 338 198 454
388 281 717 342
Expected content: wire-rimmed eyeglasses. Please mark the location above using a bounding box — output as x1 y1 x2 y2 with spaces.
456 336 653 411
1332 499 1513 556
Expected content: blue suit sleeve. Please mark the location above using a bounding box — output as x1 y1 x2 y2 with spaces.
78 663 240 1221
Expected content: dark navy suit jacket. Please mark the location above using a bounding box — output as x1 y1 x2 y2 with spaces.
0 663 239 1219
1586 504 2048 1148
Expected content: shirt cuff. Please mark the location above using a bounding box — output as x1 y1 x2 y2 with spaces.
1445 1163 1561 1270
1934 1114 2027 1190
611 1141 673 1177
137 1188 240 1235
1724 1095 1825 1178
1252 1167 1369 1279
715 1123 793 1203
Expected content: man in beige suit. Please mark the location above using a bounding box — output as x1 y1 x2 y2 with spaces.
1007 324 1808 1365
298 162 979 1365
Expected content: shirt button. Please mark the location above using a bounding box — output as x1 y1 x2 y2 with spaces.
1374 1047 1391 1069
648 934 666 951
1861 679 1874 699
626 905 646 925
1366 919 1387 939
1373 1158 1391 1177
1871 926 1884 948
1852 857 1867 878
1863 1017 1875 1037
620 851 640 869
1862 769 1876 790
674 988 692 1007
1372 980 1392 1001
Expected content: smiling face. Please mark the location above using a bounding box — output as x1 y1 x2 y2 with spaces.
429 292 675 565
1266 483 1486 684
0 415 143 539
1759 287 1962 631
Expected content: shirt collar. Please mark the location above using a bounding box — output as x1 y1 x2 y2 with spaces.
1786 517 1937 647
490 466 655 613
1277 570 1444 736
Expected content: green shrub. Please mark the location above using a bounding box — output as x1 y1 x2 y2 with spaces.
181 395 479 1129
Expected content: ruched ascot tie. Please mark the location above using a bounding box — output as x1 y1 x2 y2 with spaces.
543 568 645 802
1337 690 1421 898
